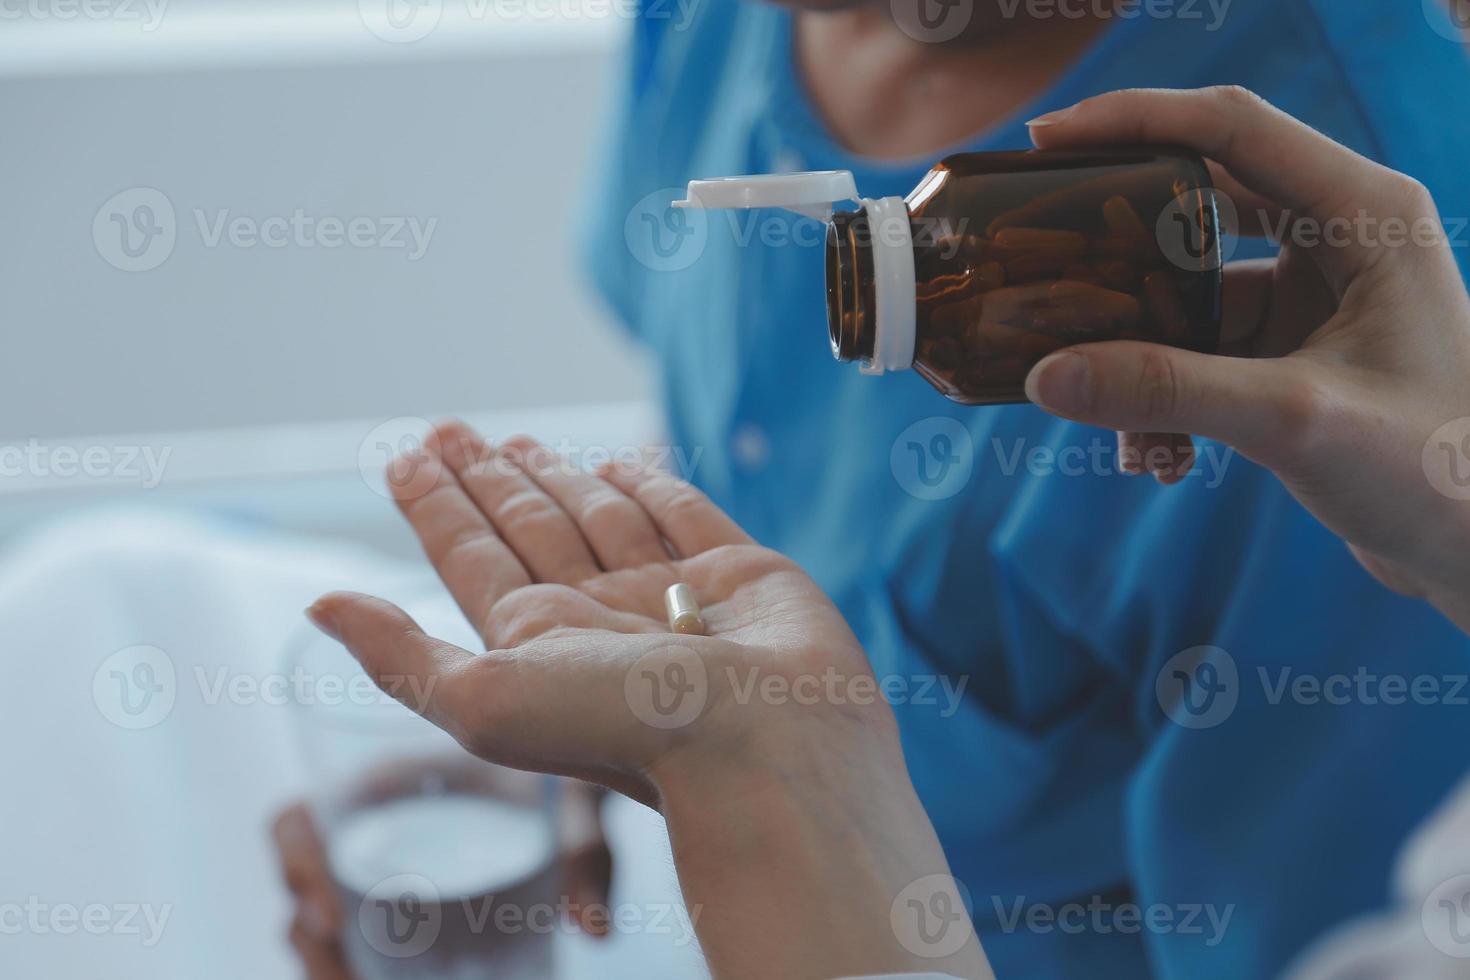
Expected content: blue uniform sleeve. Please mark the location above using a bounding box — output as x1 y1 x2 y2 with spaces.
988 441 1470 977
577 12 669 336
987 10 1470 974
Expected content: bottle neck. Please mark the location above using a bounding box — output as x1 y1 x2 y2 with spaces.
826 209 877 364
826 199 917 375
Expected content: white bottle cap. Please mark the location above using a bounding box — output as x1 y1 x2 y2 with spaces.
675 170 859 220
674 170 915 375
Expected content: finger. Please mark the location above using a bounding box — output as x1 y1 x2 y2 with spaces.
560 781 613 938
288 918 353 980
271 804 343 939
1028 87 1407 271
307 592 666 807
1219 260 1277 355
1024 340 1314 467
483 582 662 650
1221 255 1338 359
599 467 752 557
1115 431 1145 476
306 591 489 745
392 423 532 637
1206 161 1288 239
507 436 671 570
1118 430 1197 484
434 424 602 585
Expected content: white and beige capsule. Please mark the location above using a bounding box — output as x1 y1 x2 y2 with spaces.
664 583 707 636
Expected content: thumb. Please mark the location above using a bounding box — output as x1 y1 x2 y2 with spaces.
306 591 485 746
559 780 614 937
1024 342 1311 464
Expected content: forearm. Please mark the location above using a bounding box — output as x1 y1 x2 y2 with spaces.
656 725 991 980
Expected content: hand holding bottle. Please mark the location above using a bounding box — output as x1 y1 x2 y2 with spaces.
1024 86 1470 631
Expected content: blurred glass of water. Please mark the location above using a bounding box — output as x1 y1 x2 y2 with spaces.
286 588 562 980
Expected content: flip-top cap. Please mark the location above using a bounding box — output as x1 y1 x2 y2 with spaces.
675 170 859 220
673 168 915 377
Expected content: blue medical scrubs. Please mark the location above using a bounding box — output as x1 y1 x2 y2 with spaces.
583 3 1470 976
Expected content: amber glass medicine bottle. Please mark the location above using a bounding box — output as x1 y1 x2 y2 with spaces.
677 150 1223 405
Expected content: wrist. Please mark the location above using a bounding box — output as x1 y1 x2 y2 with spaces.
650 678 905 819
650 713 990 980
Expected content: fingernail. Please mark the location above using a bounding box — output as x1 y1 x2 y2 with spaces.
305 601 340 642
302 897 334 939
430 420 470 466
1025 104 1077 129
1025 350 1091 417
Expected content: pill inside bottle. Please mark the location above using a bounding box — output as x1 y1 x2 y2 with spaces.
678 150 1223 406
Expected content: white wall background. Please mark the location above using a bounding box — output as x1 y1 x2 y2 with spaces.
0 12 697 980
0 4 651 441
0 4 659 549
